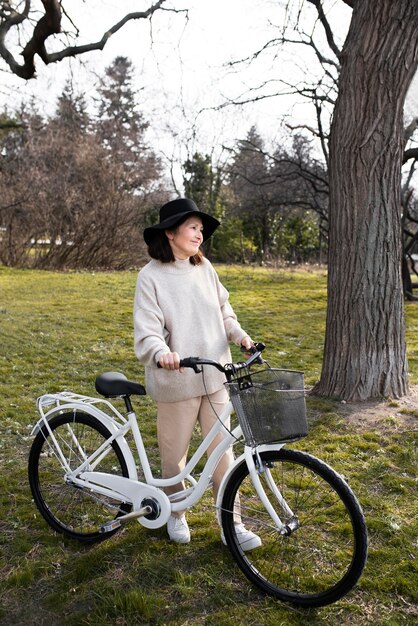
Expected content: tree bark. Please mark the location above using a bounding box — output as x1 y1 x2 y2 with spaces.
314 0 418 401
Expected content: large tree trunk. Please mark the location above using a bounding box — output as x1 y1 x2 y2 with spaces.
314 0 418 401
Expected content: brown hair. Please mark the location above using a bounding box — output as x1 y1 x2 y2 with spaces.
147 227 203 265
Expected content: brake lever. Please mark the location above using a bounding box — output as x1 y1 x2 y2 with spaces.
246 352 264 367
240 341 266 365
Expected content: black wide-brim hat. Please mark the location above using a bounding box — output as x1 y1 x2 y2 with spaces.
143 198 220 245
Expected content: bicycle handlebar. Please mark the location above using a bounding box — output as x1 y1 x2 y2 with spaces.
178 341 266 379
156 342 266 378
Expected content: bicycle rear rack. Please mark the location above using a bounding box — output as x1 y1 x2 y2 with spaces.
37 391 128 426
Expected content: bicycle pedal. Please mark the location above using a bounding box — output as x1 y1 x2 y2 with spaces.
100 519 122 533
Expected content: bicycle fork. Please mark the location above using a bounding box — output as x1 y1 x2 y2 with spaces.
245 446 300 536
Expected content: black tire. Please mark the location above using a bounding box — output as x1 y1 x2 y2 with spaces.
28 410 132 543
221 448 368 608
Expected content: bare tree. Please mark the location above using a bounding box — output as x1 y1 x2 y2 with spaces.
224 0 345 166
0 1 175 80
226 1 417 194
0 76 167 269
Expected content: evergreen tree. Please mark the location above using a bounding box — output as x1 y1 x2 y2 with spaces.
183 151 225 259
183 152 220 213
228 126 278 262
54 81 90 134
95 56 161 193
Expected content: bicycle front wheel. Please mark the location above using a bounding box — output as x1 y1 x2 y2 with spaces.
28 411 132 543
221 448 368 608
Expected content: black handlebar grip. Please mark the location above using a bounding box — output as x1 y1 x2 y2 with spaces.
179 358 193 368
157 357 197 369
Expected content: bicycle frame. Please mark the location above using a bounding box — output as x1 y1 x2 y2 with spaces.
33 389 292 532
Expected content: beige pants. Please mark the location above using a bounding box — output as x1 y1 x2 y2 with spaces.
157 387 234 517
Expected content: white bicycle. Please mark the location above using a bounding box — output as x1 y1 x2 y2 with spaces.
28 343 368 608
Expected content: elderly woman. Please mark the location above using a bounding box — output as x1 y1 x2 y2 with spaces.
133 197 260 550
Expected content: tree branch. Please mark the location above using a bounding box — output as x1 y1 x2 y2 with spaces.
403 148 418 164
307 0 342 60
286 122 320 137
314 99 329 166
220 77 336 109
302 34 340 73
0 0 31 78
21 0 61 78
404 116 418 143
46 1 168 64
0 0 168 79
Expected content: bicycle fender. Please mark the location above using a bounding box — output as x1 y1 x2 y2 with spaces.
215 443 286 516
31 403 137 479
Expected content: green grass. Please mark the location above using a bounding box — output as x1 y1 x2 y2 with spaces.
0 265 417 625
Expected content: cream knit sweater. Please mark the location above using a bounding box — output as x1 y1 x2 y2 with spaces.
133 257 248 402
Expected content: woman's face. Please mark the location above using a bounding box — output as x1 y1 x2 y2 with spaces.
166 215 204 259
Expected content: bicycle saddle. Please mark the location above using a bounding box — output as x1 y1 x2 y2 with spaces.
95 372 146 397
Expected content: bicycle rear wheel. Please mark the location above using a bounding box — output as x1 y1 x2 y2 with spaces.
221 448 368 607
28 410 132 543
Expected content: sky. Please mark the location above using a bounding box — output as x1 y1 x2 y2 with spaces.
1 0 418 186
2 1 308 150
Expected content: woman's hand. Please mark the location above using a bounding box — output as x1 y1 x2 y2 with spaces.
158 351 184 372
240 335 254 351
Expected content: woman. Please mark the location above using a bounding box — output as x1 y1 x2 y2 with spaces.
133 198 261 550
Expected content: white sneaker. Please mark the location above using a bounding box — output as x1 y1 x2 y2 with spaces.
167 515 190 544
221 523 262 551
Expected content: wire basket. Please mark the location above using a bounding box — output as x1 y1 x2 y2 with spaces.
226 367 308 446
